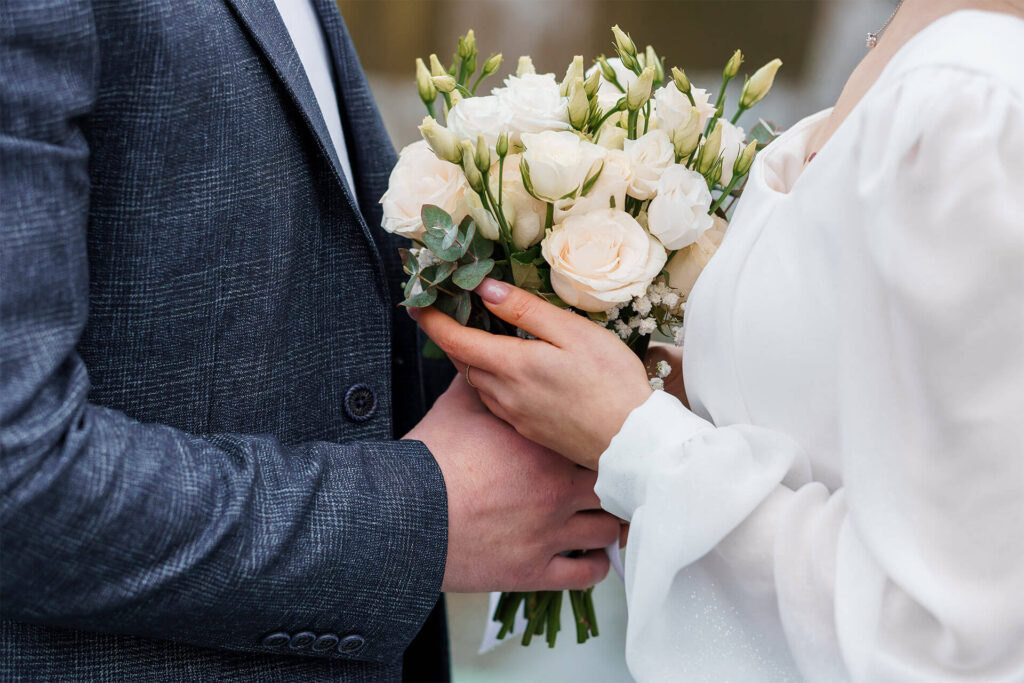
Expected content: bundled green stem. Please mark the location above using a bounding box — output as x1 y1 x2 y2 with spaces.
492 588 598 648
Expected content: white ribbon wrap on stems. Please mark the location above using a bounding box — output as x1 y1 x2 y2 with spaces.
477 542 625 654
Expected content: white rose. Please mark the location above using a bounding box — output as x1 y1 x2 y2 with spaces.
447 95 510 150
586 57 637 113
554 149 632 221
493 73 571 142
664 215 728 296
717 120 746 186
623 129 675 200
521 130 605 203
494 154 547 250
541 208 667 312
646 164 714 250
380 141 470 240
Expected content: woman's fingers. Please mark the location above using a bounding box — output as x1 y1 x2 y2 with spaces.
475 278 590 348
413 305 518 373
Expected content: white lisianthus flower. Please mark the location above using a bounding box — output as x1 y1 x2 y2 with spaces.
654 83 717 135
717 120 747 186
521 131 605 203
664 215 728 296
491 154 547 250
595 125 627 151
623 129 675 200
541 208 667 312
380 141 470 240
587 57 637 113
646 164 714 250
554 149 632 221
447 95 510 151
493 73 571 142
465 191 501 242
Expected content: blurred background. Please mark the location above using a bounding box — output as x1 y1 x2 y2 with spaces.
335 1 897 680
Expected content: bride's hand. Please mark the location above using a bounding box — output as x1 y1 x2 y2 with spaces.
412 278 653 470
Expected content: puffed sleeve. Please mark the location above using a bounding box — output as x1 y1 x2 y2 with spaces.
595 66 1024 682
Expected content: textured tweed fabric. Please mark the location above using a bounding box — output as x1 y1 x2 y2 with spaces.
0 0 449 680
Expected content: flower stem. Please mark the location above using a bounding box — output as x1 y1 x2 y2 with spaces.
544 202 554 231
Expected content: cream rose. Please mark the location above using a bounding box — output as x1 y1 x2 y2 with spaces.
554 149 632 221
654 83 717 136
521 131 605 203
664 215 728 296
717 120 747 186
447 95 510 151
623 129 675 200
380 141 470 240
646 164 714 250
541 208 667 312
493 73 571 142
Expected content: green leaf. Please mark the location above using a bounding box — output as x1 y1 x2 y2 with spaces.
468 231 495 259
580 160 605 197
401 287 437 308
421 204 455 233
422 338 447 359
457 216 476 258
511 246 541 265
749 118 781 148
452 258 495 290
511 261 543 290
454 290 472 325
422 231 464 262
399 249 419 297
535 291 570 308
435 290 459 317
421 262 456 287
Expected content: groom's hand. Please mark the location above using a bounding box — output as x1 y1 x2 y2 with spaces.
405 376 620 593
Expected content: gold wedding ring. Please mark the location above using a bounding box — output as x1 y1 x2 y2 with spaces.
465 365 478 389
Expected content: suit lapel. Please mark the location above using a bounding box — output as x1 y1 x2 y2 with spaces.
310 0 397 232
222 0 358 213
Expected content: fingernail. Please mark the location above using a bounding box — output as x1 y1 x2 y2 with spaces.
407 307 420 321
475 278 509 304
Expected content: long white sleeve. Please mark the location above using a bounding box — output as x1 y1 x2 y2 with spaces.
596 63 1024 682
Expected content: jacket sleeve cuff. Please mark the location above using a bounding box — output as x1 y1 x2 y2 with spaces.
595 390 713 520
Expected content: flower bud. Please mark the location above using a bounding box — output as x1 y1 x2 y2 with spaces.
597 55 616 82
724 50 743 80
626 66 655 111
461 140 485 193
739 58 782 109
415 58 437 103
429 53 447 77
457 29 476 60
475 134 490 173
516 55 536 77
697 121 723 175
567 77 589 130
733 140 757 177
707 158 723 187
611 24 637 59
645 46 664 84
560 55 585 97
584 69 601 99
419 116 462 165
432 74 456 93
672 108 702 160
619 51 639 74
671 66 691 95
481 52 503 77
496 131 509 158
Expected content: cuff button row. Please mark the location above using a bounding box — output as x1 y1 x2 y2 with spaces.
261 631 365 655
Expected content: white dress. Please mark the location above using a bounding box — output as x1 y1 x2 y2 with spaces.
594 11 1024 682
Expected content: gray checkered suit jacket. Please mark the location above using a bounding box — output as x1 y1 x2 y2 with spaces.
0 0 451 680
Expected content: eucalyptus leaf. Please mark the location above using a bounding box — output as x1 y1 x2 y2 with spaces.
421 204 454 233
457 216 476 258
454 290 472 325
402 287 437 308
452 258 495 290
435 291 459 318
421 261 456 287
422 338 447 360
422 231 464 262
468 231 495 259
511 261 543 290
399 249 419 297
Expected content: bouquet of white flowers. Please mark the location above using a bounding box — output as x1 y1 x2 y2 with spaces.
379 25 781 647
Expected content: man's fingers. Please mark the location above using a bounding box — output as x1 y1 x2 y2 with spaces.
557 511 622 552
414 305 517 372
568 467 602 511
541 551 610 591
475 278 588 348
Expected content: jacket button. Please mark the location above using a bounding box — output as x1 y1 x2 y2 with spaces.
337 634 366 654
261 632 290 647
312 633 339 652
289 631 316 649
343 384 376 423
